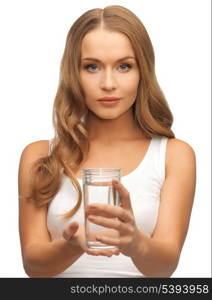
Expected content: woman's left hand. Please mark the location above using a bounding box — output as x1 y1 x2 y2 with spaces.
87 180 141 257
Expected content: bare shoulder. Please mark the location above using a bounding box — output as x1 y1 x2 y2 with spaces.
166 138 196 173
18 140 50 198
167 137 196 157
20 140 50 161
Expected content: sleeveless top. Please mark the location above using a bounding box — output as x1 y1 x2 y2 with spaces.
47 136 168 277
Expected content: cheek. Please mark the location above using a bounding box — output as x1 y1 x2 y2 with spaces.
79 75 96 106
79 74 97 96
79 74 87 92
121 73 140 97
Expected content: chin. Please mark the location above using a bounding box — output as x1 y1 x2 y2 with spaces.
96 112 122 120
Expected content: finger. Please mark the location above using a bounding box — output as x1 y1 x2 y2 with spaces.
112 180 133 211
96 235 120 247
86 204 115 218
88 247 120 256
88 215 129 232
69 221 79 232
86 248 120 257
87 204 132 223
63 221 79 242
110 248 120 256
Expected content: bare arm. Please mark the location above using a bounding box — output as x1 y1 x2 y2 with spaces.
18 141 84 277
131 138 196 277
22 238 84 277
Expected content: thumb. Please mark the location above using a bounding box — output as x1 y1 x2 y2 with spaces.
112 180 133 212
63 221 79 242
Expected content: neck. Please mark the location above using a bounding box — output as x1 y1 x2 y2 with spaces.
85 109 144 144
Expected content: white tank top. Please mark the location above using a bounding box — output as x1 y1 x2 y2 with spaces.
47 136 168 277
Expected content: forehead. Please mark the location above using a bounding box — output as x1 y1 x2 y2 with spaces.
81 29 135 59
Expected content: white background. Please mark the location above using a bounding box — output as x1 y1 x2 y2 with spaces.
0 0 210 277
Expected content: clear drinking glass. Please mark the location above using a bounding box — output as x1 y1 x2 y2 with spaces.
82 168 121 250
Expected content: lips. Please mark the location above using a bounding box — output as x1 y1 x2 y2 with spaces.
97 97 121 107
97 97 121 101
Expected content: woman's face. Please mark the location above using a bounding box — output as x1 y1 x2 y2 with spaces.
79 28 140 120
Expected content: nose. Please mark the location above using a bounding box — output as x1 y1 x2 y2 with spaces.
99 68 117 91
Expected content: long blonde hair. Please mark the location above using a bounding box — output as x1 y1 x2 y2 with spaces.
27 5 175 218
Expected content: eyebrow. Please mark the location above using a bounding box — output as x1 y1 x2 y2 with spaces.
81 56 136 62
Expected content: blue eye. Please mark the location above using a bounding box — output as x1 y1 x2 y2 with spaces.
119 64 132 71
84 64 98 72
84 63 132 72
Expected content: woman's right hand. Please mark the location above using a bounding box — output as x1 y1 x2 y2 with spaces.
62 221 120 257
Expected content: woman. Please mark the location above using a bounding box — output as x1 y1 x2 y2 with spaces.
18 5 196 278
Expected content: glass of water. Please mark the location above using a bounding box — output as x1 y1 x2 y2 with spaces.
82 168 121 250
